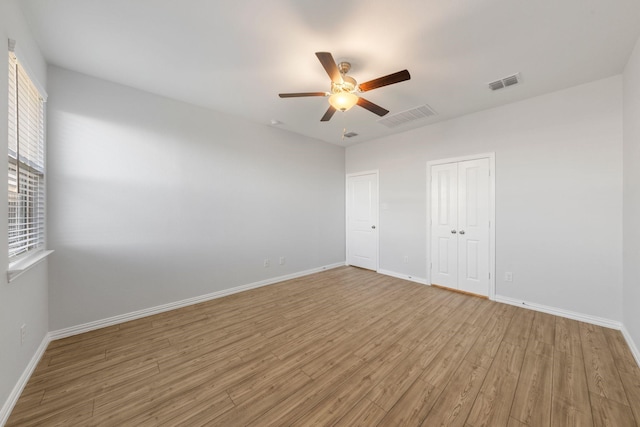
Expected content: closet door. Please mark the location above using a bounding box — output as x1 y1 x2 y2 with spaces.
457 158 490 296
430 158 490 297
430 163 458 289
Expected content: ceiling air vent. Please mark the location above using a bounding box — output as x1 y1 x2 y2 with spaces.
488 73 521 91
343 131 358 138
377 104 437 128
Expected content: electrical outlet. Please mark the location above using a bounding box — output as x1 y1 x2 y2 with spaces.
504 272 513 282
263 259 270 268
403 256 409 264
279 256 286 265
20 324 26 345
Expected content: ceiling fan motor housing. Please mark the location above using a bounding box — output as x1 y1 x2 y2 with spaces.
331 75 357 94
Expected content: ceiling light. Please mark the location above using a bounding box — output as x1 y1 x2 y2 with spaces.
328 92 358 112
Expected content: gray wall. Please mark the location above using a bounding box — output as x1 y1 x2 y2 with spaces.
46 66 345 330
623 36 640 355
0 0 49 418
346 76 623 322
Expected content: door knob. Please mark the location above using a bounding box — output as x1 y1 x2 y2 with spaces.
459 230 465 235
451 229 457 234
371 225 376 229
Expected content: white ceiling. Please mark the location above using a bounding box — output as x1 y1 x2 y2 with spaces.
20 0 640 146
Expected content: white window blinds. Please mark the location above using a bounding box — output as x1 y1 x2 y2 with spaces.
8 49 46 260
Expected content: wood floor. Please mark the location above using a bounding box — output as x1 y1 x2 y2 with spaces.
7 266 640 426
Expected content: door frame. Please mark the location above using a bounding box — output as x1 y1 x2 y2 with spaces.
346 170 380 271
426 153 496 299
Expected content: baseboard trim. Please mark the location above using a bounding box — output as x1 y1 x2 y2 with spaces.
377 269 428 285
0 333 51 426
621 326 640 368
50 262 345 341
494 295 623 330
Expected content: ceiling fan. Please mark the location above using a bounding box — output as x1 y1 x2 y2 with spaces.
279 52 411 122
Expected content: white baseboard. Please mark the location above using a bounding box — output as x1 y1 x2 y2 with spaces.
621 326 640 368
495 296 640 369
50 262 345 340
0 333 51 426
377 269 428 285
494 295 623 330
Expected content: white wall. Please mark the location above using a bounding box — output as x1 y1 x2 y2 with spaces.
346 76 623 322
623 36 640 354
0 0 49 420
46 66 345 331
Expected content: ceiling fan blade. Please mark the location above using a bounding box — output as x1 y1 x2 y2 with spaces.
320 106 337 121
279 92 327 98
358 69 411 92
315 52 343 84
357 97 389 117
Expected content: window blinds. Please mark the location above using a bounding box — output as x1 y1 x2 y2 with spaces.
8 51 46 260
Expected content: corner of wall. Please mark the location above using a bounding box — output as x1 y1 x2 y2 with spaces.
622 33 640 372
0 333 50 426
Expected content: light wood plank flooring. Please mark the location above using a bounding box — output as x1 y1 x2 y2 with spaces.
7 266 640 426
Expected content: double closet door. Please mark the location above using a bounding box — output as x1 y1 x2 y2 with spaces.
430 158 490 297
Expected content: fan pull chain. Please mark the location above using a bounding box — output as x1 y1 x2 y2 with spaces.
341 108 349 142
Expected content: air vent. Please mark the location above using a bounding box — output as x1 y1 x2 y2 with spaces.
488 73 521 91
343 131 358 138
377 104 437 128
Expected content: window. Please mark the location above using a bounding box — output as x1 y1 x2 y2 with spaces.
8 48 46 261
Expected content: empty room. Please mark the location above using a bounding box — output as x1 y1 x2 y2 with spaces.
2 0 640 425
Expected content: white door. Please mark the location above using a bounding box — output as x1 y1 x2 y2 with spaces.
430 158 490 296
347 172 378 270
430 163 458 289
457 159 490 295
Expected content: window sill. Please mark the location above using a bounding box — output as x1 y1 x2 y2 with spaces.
8 250 54 283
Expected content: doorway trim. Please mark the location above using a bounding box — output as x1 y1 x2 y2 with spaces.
426 153 496 299
346 170 379 271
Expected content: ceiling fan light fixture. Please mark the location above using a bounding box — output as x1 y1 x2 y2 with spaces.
279 52 410 121
328 91 358 112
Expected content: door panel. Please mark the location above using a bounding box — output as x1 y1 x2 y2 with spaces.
430 163 458 288
438 238 450 273
465 239 479 280
347 173 378 270
465 167 479 227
